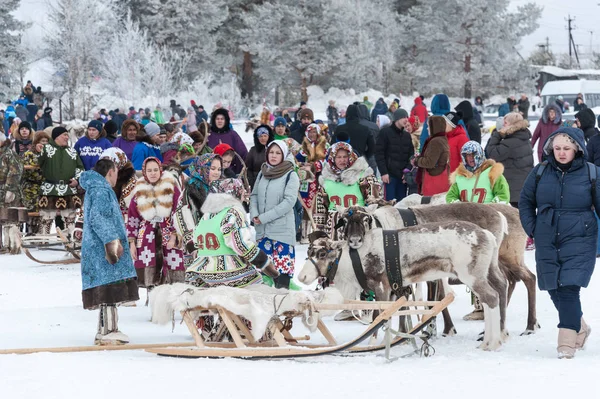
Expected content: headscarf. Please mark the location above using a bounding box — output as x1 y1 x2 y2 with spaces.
170 131 194 146
188 153 221 191
141 157 163 184
210 178 246 201
100 147 128 170
327 142 358 176
305 123 321 142
460 141 485 173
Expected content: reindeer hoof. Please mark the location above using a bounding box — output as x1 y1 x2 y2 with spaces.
501 329 510 342
520 329 536 336
442 327 457 337
477 330 484 341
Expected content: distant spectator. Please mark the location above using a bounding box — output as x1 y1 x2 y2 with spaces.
75 120 113 170
517 93 530 119
410 96 428 127
290 108 314 144
370 98 387 123
531 103 562 162
455 100 481 143
362 96 373 113
207 108 248 174
326 100 339 133
575 108 597 143
574 97 587 112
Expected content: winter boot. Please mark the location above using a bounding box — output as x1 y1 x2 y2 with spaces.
463 292 485 321
576 318 592 350
63 215 76 241
41 218 53 236
557 328 577 359
289 279 303 291
526 237 535 251
262 275 275 287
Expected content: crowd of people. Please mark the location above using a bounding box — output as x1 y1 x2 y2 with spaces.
0 83 599 358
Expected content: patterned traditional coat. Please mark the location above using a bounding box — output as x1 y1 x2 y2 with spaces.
38 138 84 211
21 149 44 211
186 193 268 288
126 172 185 287
0 142 23 209
296 135 328 210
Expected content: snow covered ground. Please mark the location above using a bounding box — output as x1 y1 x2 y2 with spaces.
1 119 593 399
1 243 599 398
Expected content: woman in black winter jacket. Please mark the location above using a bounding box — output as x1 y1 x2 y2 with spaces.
575 108 598 143
245 124 274 190
485 112 534 207
455 100 481 143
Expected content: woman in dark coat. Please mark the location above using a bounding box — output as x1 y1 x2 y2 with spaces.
245 124 274 190
531 103 562 162
485 112 534 207
519 127 600 359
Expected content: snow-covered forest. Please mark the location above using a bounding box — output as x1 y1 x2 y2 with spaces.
0 0 549 118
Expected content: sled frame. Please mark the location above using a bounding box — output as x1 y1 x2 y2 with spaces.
146 293 454 359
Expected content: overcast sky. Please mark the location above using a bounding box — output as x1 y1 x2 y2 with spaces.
510 0 600 58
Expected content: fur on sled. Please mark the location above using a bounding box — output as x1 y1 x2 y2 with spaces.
150 283 344 340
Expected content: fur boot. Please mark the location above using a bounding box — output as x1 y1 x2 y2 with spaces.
63 214 76 240
576 318 592 350
95 305 129 345
557 328 577 359
41 218 53 236
463 292 484 321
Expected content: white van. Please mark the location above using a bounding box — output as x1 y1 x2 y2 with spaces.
541 80 600 111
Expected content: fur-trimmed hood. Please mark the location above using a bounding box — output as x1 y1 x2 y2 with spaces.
133 172 178 222
541 103 562 125
319 156 372 186
450 159 504 187
201 193 247 216
499 119 530 136
301 135 328 162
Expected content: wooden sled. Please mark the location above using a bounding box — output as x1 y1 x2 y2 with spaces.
21 228 81 265
146 293 454 359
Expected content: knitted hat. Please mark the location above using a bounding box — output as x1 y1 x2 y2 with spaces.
104 120 118 137
393 108 409 121
51 126 68 140
443 111 462 128
145 122 161 137
18 120 32 133
88 119 103 132
298 108 314 121
274 117 287 127
213 143 235 157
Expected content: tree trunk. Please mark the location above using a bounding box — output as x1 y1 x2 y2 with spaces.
301 77 308 103
241 51 254 99
463 46 472 98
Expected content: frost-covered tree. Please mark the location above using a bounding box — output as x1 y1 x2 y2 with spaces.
119 0 228 79
400 0 542 97
0 0 27 99
328 0 402 93
45 0 116 118
528 45 556 67
99 13 190 106
241 0 346 101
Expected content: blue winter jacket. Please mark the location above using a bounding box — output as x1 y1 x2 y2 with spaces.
79 170 137 290
74 136 113 170
419 94 451 150
132 141 163 170
519 127 600 290
498 103 510 117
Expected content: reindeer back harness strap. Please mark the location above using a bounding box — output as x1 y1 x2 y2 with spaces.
348 230 406 300
383 230 405 298
397 208 418 228
420 196 432 204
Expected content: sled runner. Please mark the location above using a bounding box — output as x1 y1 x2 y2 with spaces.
146 292 454 359
22 228 81 265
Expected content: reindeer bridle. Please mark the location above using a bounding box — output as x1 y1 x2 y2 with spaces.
306 245 342 286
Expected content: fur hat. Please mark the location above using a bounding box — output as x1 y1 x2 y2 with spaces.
51 126 68 140
298 108 314 121
32 130 51 148
503 112 524 127
428 116 446 136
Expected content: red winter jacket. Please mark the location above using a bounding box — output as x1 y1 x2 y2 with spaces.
446 125 469 173
410 97 428 125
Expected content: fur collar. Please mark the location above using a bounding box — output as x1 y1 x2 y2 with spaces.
133 173 177 221
499 120 529 136
450 159 504 187
201 193 247 216
319 156 372 186
301 135 328 162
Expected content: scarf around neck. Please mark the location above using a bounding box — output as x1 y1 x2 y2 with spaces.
261 160 294 180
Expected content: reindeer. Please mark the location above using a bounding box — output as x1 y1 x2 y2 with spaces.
393 198 538 335
299 219 509 351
